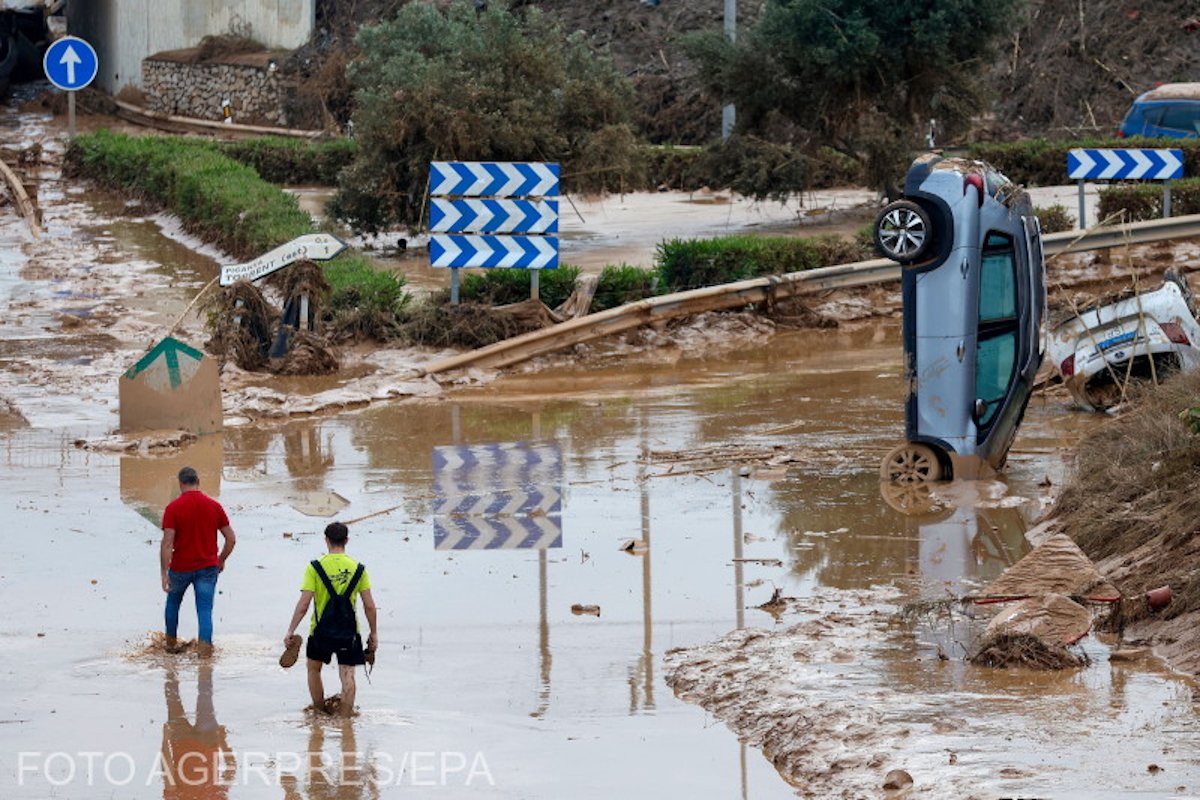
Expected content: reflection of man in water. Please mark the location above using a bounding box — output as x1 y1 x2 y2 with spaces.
281 718 375 800
161 663 234 799
284 522 378 716
161 466 237 654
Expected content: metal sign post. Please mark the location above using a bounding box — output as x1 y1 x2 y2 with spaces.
43 36 99 137
428 162 561 304
1068 148 1185 226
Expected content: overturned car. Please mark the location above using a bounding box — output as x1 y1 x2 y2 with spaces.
875 154 1046 483
1047 270 1200 411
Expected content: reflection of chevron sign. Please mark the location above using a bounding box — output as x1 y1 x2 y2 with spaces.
432 441 563 550
430 235 559 269
1067 148 1184 180
430 162 560 198
435 515 562 551
431 199 559 234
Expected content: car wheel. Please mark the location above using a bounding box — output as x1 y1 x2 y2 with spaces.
879 442 943 484
874 200 933 263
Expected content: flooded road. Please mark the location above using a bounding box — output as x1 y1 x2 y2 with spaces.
4 106 1200 799
6 316 1200 798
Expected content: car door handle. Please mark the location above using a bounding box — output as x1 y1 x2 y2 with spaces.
957 340 965 361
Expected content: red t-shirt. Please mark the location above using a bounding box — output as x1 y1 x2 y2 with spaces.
162 490 230 572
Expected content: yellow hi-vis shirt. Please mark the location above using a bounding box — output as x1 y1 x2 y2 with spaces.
301 553 371 634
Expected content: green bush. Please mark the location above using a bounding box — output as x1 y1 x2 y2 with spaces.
219 137 357 185
593 264 658 311
65 131 407 339
332 2 640 231
967 138 1200 187
655 234 870 292
458 266 582 309
1097 178 1200 223
1034 204 1075 233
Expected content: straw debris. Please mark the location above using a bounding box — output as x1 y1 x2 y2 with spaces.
203 281 275 371
969 633 1089 670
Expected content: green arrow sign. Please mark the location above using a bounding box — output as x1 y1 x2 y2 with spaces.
125 337 205 389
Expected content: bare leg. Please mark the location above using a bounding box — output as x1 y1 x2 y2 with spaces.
306 659 325 711
338 665 356 716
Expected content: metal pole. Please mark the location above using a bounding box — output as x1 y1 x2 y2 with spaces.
1163 185 1172 219
531 269 540 303
450 267 460 305
1077 179 1086 229
640 437 654 710
67 91 76 137
721 0 737 140
299 292 310 331
732 470 744 630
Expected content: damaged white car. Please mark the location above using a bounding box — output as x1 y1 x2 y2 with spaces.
1048 270 1200 410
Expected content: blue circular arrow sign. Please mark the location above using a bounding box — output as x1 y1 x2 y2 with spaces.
43 36 99 91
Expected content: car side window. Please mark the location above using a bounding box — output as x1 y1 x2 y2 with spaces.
1157 103 1200 133
979 233 1017 323
976 233 1019 427
1142 106 1165 128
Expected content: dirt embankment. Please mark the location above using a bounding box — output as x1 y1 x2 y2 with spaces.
1052 369 1200 675
986 0 1200 137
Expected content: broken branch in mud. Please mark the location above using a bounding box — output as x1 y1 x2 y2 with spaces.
0 156 42 238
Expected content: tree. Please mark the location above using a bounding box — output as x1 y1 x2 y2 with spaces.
684 0 1019 186
329 1 641 232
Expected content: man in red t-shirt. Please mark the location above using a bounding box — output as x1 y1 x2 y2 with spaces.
161 467 236 653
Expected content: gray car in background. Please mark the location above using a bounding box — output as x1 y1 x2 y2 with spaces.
875 154 1046 482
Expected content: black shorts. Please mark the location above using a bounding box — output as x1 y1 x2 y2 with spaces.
306 633 365 666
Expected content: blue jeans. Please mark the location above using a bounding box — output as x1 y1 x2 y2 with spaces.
165 566 219 643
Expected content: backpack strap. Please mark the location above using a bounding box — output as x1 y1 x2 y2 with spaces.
311 559 338 595
344 563 365 597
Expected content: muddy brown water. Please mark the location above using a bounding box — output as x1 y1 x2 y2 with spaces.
5 110 1200 799
5 322 1200 798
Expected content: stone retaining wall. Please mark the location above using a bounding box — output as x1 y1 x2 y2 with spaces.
142 51 288 126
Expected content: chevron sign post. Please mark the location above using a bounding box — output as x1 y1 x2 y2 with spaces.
428 161 561 304
1067 148 1185 225
432 441 563 551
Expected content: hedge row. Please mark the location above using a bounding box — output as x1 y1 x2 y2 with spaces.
655 234 871 292
218 138 357 185
967 138 1200 188
1098 178 1200 222
64 131 406 325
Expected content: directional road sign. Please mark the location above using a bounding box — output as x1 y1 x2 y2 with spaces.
1067 148 1184 181
119 336 222 434
220 233 348 286
43 36 99 91
430 234 559 269
431 199 559 234
430 162 560 198
432 441 563 551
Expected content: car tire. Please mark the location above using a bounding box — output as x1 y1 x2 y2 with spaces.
879 442 943 484
874 200 933 264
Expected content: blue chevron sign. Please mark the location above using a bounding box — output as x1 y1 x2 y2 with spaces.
431 199 559 234
432 441 563 551
430 162 560 198
1067 148 1184 180
430 234 559 269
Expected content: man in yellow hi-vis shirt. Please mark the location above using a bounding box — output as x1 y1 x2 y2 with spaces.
283 522 378 715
